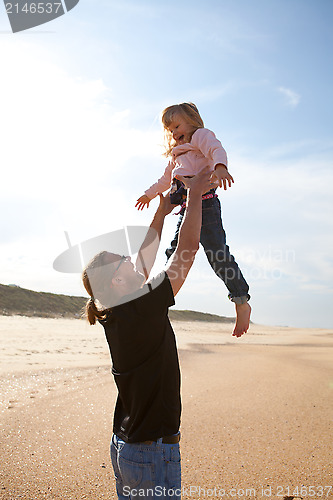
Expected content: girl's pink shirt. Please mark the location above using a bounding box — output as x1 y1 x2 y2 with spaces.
144 128 228 200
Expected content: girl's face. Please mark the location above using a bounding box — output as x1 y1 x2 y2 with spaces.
167 114 195 145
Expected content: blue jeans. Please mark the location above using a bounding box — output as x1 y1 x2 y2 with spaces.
166 196 250 303
111 434 181 499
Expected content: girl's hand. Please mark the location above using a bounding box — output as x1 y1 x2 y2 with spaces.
135 195 151 211
211 164 234 190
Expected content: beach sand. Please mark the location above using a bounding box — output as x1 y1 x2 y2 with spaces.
0 315 332 499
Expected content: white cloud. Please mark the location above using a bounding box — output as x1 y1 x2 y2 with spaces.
0 40 164 292
277 86 301 107
0 40 163 227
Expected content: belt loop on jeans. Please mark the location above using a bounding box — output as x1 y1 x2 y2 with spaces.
112 434 119 448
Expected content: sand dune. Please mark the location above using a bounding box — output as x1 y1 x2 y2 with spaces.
0 316 332 499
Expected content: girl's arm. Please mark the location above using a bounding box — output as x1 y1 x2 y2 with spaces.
192 128 234 190
191 128 228 167
135 161 174 210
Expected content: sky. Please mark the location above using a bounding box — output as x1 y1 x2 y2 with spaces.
0 0 332 328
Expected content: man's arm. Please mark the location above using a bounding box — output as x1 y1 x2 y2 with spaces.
135 193 174 281
165 167 213 296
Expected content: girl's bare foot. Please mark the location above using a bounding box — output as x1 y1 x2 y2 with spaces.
233 302 251 337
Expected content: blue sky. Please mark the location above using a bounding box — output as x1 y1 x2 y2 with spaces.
0 0 332 328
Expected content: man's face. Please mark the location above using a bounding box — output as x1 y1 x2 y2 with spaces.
106 253 145 291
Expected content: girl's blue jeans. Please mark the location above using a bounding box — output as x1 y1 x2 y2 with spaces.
166 195 250 304
111 434 181 499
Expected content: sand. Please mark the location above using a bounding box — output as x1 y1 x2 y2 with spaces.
0 315 332 499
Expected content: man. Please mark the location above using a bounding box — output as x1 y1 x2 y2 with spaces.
82 168 244 499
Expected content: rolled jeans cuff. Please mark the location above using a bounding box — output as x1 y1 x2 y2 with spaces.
228 294 250 305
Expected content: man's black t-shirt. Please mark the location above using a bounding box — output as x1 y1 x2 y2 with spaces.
100 272 181 443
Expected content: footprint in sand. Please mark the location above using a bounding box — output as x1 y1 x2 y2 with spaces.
7 399 19 409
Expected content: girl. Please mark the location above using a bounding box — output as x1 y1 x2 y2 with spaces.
135 102 251 336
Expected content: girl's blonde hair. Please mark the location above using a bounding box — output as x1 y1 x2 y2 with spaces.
161 102 204 156
81 251 119 325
